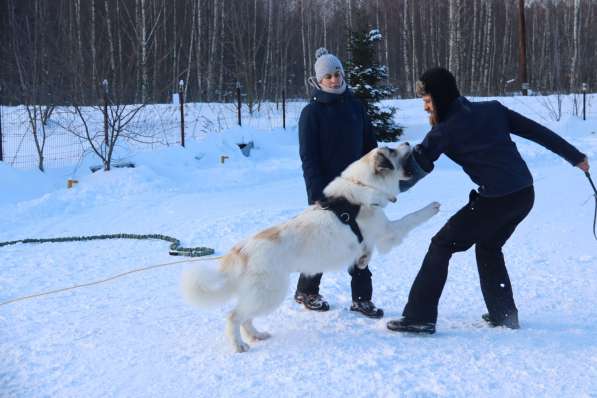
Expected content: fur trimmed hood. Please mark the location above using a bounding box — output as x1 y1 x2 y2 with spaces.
416 67 461 123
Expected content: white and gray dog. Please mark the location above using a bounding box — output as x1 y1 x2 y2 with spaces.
182 145 440 352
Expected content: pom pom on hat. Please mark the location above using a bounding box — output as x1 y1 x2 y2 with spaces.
315 47 329 59
313 47 344 82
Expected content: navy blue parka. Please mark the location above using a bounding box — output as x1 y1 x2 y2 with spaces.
299 88 378 204
404 97 586 197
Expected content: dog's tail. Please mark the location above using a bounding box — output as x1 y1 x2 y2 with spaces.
180 250 243 308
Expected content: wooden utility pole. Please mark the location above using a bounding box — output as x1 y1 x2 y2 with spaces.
518 0 528 95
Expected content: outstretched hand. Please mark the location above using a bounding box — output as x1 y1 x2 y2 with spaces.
577 157 590 173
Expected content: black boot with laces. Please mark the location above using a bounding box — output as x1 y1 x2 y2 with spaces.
350 300 384 319
294 292 330 312
386 317 436 334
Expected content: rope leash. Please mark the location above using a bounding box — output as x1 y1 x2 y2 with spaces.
586 172 597 240
0 233 214 257
0 233 218 306
0 255 223 307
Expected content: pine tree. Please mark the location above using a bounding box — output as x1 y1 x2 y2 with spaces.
346 28 402 142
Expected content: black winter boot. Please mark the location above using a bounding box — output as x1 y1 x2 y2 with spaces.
482 312 520 329
350 300 384 319
294 292 330 312
386 317 436 334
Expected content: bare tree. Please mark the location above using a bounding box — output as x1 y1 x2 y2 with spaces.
66 100 146 171
104 0 117 80
448 0 461 83
570 0 581 91
300 0 309 96
91 0 97 91
2 0 597 106
401 0 412 96
6 0 62 171
25 105 55 171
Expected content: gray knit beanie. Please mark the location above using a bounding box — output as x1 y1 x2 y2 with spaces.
314 48 344 82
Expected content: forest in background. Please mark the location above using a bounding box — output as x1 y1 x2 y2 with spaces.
1 0 595 107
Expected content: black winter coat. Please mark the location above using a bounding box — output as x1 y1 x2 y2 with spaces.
414 97 586 197
299 88 377 204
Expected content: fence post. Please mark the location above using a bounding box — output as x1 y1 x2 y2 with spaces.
102 79 109 147
521 82 529 97
0 85 3 162
179 80 185 147
236 81 242 126
582 83 587 121
282 88 286 130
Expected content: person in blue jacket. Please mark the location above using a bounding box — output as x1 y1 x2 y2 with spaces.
294 48 383 318
387 67 590 334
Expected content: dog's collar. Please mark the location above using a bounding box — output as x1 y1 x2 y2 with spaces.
341 177 397 204
318 196 363 243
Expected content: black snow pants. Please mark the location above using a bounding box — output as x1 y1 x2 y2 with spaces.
402 186 535 324
296 265 373 302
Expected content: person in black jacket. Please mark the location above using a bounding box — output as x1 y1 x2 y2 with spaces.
386 67 590 334
294 48 383 318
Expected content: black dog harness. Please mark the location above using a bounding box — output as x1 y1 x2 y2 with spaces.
318 196 363 243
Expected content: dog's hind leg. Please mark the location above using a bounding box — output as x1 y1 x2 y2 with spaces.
226 310 250 353
242 319 271 342
235 272 288 345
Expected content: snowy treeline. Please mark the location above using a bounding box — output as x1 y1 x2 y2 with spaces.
1 0 596 106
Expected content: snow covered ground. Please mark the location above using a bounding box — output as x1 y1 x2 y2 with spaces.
1 95 596 397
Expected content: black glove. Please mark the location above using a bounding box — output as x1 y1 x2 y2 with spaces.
399 145 433 192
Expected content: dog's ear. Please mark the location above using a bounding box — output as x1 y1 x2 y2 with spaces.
374 151 395 175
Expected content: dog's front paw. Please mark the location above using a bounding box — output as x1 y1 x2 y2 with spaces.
423 201 441 217
234 342 251 353
429 201 440 212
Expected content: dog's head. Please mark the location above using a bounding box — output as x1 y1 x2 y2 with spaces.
324 144 413 208
371 144 413 181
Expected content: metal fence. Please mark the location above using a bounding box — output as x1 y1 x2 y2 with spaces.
1 91 593 171
0 106 85 169
0 93 299 170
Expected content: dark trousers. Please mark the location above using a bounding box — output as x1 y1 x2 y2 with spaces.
403 186 535 324
296 265 373 302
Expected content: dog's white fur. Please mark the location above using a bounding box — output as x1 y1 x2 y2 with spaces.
181 145 440 352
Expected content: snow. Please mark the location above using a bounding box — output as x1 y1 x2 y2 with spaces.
1 95 597 397
369 29 382 42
